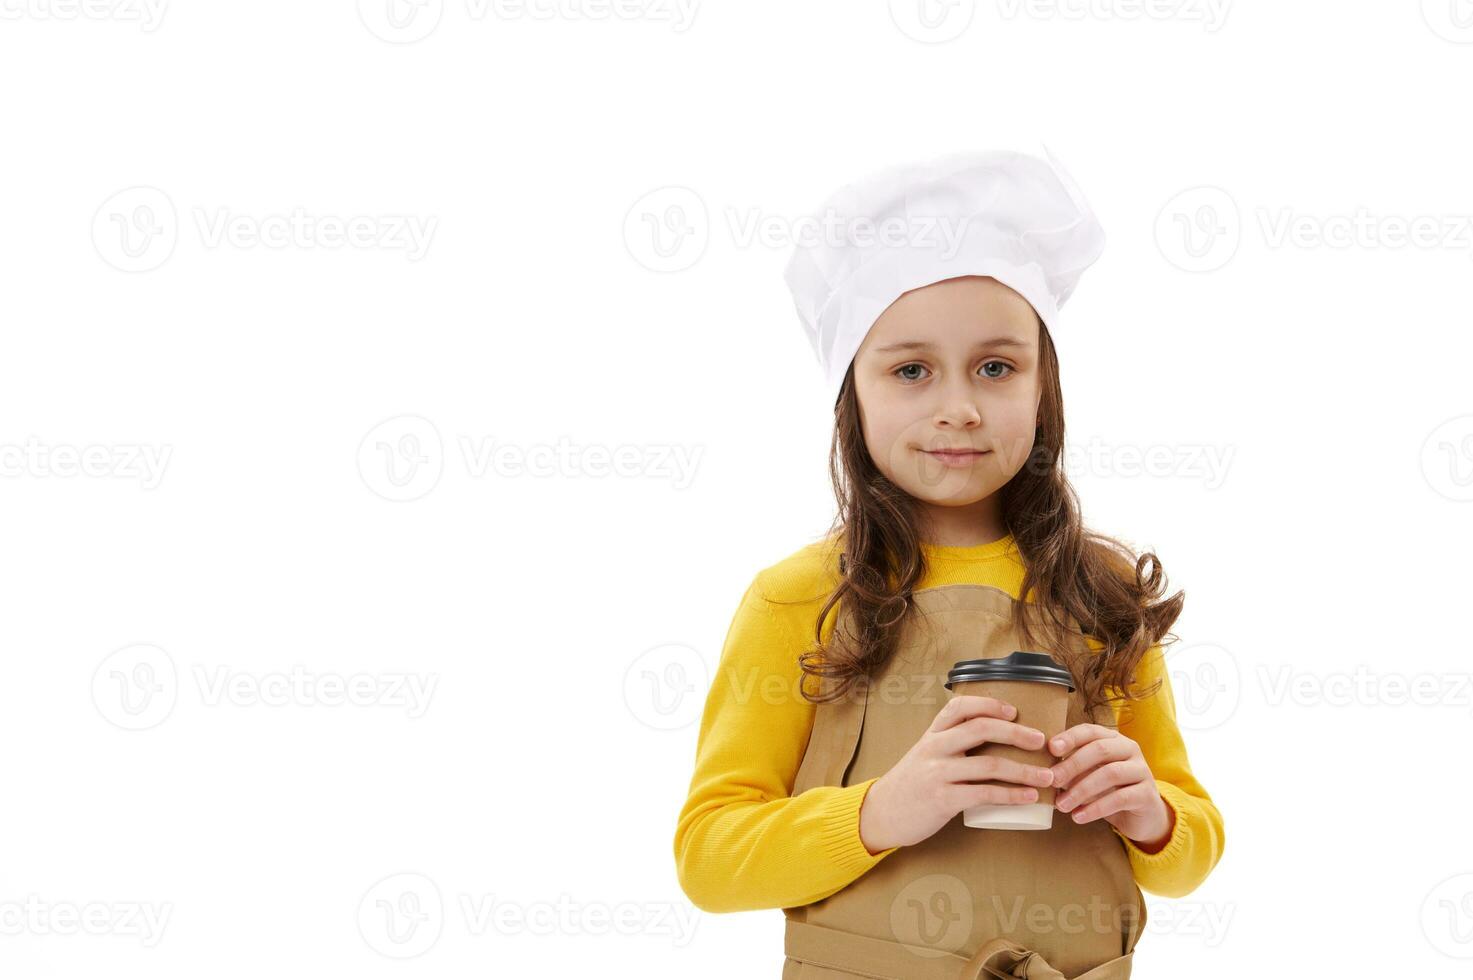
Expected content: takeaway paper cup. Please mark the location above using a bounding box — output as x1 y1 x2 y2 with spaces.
945 652 1076 831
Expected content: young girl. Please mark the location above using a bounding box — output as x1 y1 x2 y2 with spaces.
673 149 1225 979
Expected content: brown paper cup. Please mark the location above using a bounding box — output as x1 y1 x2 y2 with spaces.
947 653 1075 831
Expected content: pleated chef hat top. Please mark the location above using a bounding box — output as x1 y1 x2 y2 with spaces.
783 145 1106 407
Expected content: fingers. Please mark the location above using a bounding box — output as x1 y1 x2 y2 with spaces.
1047 723 1115 759
1055 759 1151 815
934 714 1046 757
1062 783 1148 825
947 754 1055 789
953 781 1040 809
930 694 1018 734
1050 729 1135 789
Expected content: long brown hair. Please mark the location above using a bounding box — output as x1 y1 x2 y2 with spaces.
792 321 1183 717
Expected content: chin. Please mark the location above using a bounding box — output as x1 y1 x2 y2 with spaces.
907 485 996 507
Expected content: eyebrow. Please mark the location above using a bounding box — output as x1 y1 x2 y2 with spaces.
872 338 1031 353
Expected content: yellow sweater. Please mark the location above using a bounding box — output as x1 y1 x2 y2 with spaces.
673 532 1225 913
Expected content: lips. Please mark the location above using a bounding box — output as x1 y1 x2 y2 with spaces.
922 448 991 462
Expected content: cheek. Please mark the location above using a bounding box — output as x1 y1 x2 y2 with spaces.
986 397 1042 470
855 389 911 474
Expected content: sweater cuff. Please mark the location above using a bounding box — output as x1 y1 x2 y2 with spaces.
1115 779 1190 867
823 776 900 874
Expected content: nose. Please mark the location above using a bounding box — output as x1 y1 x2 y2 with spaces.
932 378 982 429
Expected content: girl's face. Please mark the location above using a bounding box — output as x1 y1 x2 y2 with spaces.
851 275 1043 539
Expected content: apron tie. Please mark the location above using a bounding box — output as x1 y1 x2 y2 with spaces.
965 935 1136 980
968 936 1067 979
784 917 1134 980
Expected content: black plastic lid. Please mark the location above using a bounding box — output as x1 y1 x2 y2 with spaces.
945 651 1075 691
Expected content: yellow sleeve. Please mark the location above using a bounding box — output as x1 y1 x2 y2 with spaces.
673 571 900 913
1110 643 1227 897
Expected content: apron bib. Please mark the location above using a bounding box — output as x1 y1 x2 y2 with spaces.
781 584 1147 980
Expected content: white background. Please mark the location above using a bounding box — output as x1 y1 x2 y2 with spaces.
3 1 1472 976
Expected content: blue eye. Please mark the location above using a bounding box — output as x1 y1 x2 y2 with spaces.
895 363 929 382
981 361 1013 379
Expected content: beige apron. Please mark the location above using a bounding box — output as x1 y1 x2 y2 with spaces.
781 584 1147 980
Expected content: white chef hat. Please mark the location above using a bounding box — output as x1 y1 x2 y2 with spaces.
783 145 1106 407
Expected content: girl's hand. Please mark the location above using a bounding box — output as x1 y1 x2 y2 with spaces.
858 695 1057 853
1047 724 1173 849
